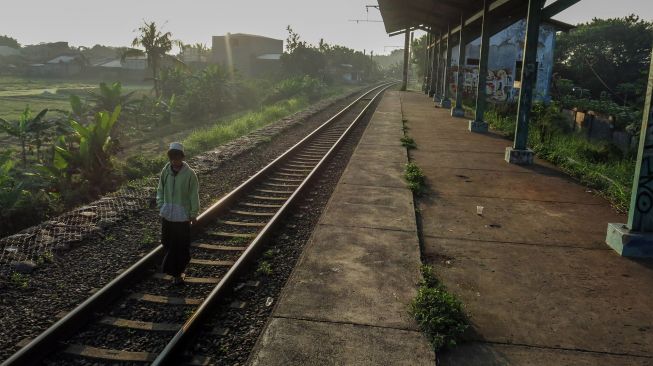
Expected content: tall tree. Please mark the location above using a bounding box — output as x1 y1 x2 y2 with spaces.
131 21 173 97
555 15 653 103
0 35 20 48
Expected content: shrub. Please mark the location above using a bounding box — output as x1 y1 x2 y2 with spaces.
404 162 426 194
401 136 417 149
183 98 306 156
121 155 167 180
262 76 325 105
410 266 468 351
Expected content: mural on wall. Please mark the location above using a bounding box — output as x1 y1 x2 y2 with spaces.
447 19 557 103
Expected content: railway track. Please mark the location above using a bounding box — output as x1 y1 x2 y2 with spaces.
2 82 396 366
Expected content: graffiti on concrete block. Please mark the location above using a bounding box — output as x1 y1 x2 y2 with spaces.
448 19 556 103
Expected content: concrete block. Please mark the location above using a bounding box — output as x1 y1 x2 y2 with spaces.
606 223 653 257
451 107 465 117
468 120 489 133
505 147 534 165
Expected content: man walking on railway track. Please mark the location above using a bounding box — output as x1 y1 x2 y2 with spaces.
156 142 200 285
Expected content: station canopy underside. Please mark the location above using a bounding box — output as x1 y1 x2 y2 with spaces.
378 0 573 39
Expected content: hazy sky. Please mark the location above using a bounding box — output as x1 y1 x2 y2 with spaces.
1 0 652 55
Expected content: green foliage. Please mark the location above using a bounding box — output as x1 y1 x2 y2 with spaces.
410 266 468 352
484 104 635 211
137 94 176 126
0 107 49 165
411 34 429 80
256 260 273 276
281 26 381 82
132 21 174 97
404 162 425 194
183 98 307 156
555 15 653 103
263 76 325 104
10 272 30 289
401 136 417 149
54 107 122 192
0 35 20 48
121 154 167 180
88 82 136 113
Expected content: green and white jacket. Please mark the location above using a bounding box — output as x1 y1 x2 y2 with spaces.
156 162 200 222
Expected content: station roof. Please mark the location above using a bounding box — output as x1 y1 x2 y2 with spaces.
377 0 577 37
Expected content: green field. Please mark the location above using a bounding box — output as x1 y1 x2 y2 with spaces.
0 76 150 120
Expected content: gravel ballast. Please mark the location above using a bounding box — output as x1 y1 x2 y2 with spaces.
0 87 371 363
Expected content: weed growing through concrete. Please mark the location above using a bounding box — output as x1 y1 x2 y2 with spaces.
404 162 425 194
410 265 468 352
10 272 29 289
256 260 273 276
401 136 417 149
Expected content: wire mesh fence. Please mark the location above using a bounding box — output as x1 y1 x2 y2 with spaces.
0 180 156 279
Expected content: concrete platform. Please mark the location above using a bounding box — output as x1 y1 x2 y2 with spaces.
248 91 435 365
401 91 653 365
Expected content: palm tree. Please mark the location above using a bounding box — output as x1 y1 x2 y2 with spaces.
131 21 173 97
0 107 48 166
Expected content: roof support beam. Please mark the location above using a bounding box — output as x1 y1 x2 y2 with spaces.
542 0 581 19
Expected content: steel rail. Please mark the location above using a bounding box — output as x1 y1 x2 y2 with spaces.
1 81 396 366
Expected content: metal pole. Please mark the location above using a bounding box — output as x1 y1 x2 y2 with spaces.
505 0 544 164
440 24 453 108
469 0 491 132
605 47 653 257
401 28 410 91
433 32 443 102
452 13 467 117
424 31 432 93
430 31 441 98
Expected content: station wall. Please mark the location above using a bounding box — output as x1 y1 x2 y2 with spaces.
447 20 557 103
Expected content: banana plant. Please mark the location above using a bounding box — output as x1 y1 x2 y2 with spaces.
54 106 121 187
88 82 136 113
0 107 49 166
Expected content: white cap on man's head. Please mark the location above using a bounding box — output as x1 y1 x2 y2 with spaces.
168 142 184 154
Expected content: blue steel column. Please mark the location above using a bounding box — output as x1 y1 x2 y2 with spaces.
429 31 441 98
505 0 544 164
424 31 432 94
433 33 443 103
401 28 410 91
468 0 491 132
605 48 653 257
440 24 453 108
452 14 466 118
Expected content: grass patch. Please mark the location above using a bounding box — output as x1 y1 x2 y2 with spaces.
404 162 426 194
484 106 635 211
10 272 30 289
410 265 468 352
256 260 273 276
183 97 308 157
401 136 417 149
